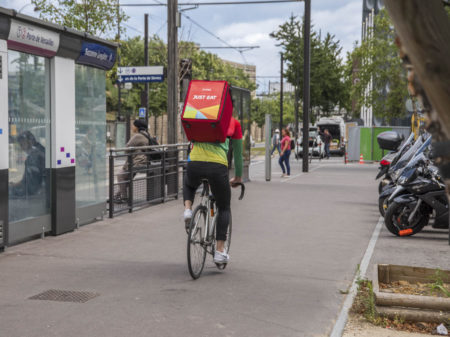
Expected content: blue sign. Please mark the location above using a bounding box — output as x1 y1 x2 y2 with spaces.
117 74 164 83
77 42 116 70
139 108 146 118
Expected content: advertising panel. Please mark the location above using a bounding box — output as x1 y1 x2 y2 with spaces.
182 81 225 120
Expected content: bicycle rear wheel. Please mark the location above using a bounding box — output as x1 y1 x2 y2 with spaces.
187 205 208 279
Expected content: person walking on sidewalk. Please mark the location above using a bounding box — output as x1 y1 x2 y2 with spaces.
279 128 291 177
318 127 332 159
271 129 280 157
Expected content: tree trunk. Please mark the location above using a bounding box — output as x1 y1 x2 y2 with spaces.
384 0 450 243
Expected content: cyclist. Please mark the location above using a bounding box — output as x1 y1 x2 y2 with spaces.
183 116 243 264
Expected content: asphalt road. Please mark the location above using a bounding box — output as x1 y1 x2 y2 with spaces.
0 157 380 337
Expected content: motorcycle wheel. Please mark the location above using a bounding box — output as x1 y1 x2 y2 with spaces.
384 201 429 236
378 195 389 217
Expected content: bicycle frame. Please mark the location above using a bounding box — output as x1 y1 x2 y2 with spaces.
198 180 218 254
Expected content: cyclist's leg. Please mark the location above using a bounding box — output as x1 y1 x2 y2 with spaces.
207 163 231 253
183 161 205 208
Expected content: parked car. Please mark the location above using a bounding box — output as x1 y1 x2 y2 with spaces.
296 127 325 158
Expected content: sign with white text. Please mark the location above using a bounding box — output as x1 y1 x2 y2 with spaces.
117 66 164 83
8 20 60 57
77 42 116 70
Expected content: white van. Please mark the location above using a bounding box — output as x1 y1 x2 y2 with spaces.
316 117 346 156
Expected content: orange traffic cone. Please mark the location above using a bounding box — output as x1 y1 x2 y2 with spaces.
359 154 365 164
345 152 348 164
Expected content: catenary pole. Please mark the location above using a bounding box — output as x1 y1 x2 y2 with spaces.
144 13 149 126
167 0 178 144
279 53 283 132
302 0 311 172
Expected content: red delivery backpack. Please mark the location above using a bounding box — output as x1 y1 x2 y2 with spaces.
181 80 233 143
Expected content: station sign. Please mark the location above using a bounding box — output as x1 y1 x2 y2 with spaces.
117 66 164 83
77 42 116 70
8 19 60 57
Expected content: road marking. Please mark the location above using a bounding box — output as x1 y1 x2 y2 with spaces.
329 216 383 337
281 165 321 182
250 160 264 166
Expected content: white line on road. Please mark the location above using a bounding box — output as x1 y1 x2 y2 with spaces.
281 165 321 182
329 216 384 337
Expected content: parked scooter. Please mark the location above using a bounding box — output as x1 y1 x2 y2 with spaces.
384 153 448 236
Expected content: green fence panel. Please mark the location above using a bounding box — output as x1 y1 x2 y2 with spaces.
360 128 372 161
359 127 393 161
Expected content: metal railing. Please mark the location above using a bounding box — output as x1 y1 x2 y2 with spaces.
108 143 190 218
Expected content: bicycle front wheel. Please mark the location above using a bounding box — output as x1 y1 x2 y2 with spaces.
187 205 208 279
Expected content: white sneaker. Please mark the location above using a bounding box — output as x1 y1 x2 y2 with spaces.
214 250 230 264
184 209 192 229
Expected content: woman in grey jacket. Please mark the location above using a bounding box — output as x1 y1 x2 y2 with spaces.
115 119 153 202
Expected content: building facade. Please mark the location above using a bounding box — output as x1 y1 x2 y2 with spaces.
0 7 116 248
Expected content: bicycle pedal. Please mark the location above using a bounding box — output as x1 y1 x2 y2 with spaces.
215 262 227 270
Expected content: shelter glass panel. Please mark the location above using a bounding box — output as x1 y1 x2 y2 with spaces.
75 65 107 208
8 51 51 223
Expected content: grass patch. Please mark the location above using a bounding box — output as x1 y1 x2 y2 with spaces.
251 147 266 157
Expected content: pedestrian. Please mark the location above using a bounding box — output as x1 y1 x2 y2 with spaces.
115 119 153 202
9 131 45 197
271 129 280 157
318 127 332 159
279 128 291 177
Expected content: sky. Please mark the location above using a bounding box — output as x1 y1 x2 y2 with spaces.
3 0 364 94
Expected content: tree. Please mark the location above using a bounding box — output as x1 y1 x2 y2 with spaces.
251 93 297 128
270 15 348 115
31 0 128 37
383 0 450 238
347 9 408 122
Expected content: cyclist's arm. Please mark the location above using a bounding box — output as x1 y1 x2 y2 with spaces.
231 120 243 178
232 138 243 178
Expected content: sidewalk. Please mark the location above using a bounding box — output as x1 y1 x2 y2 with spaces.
0 157 447 337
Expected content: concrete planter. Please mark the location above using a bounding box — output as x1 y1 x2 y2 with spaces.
373 264 450 323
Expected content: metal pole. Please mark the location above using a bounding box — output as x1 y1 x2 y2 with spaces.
294 85 299 155
279 53 284 132
302 0 311 172
117 1 122 121
167 0 178 144
109 150 114 218
265 114 272 181
144 13 149 126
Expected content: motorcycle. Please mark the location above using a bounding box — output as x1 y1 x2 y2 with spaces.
376 132 415 193
384 153 448 236
378 134 432 216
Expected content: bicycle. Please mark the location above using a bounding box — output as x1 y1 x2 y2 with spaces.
186 179 245 280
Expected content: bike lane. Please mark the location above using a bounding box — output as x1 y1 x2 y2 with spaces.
0 158 380 337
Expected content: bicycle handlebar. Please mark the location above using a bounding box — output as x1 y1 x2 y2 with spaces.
200 179 245 200
231 182 245 200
